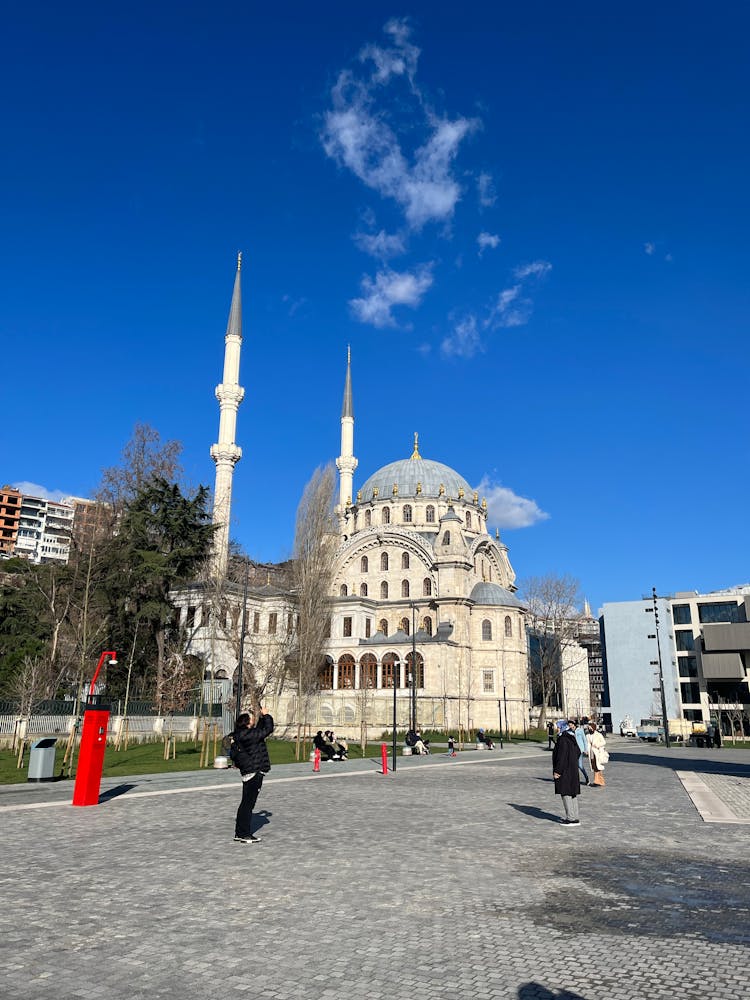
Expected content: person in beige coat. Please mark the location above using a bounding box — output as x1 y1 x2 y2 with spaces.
587 723 608 787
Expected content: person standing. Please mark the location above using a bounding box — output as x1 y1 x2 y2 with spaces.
547 720 556 750
447 735 456 757
574 720 590 785
587 722 608 787
231 707 274 843
552 720 581 826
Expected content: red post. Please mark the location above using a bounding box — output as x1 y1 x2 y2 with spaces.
381 742 388 775
72 650 117 807
313 748 321 772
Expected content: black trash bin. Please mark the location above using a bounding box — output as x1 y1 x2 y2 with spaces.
28 737 58 782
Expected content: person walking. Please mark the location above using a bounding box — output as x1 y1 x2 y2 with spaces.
230 707 274 843
573 720 590 785
587 722 608 787
447 735 456 757
546 720 556 750
552 720 581 826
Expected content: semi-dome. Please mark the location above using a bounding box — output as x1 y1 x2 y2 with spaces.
358 457 473 502
470 582 526 608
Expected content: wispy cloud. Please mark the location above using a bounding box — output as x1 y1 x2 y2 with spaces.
514 260 552 280
644 242 655 255
354 229 407 260
477 231 501 255
350 265 433 328
440 315 483 359
477 171 497 207
475 476 550 529
12 481 68 501
322 19 478 233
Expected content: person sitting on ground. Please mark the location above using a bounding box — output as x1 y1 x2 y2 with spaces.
313 730 337 761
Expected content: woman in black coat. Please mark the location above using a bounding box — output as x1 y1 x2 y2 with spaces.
552 722 581 826
231 708 274 843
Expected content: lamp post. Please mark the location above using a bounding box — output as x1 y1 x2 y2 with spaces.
235 558 250 717
497 698 504 749
391 658 400 773
411 601 418 732
651 587 671 749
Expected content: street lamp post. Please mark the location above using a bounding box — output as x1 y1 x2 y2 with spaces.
497 699 504 749
391 658 399 773
652 587 672 749
411 602 417 732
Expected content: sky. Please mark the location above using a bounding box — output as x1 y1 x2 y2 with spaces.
2 2 749 612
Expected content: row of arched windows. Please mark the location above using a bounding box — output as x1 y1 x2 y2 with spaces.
359 505 479 530
339 578 433 598
377 616 433 636
360 551 413 572
320 651 425 690
481 616 514 640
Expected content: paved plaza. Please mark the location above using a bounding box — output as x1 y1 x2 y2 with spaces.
1 739 749 1000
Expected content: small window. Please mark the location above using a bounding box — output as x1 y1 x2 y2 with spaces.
365 618 372 638
401 552 409 569
343 616 352 638
466 512 472 530
360 583 368 597
422 616 433 636
378 619 388 634
400 617 410 635
505 615 512 637
403 504 412 523
340 584 348 597
361 555 369 573
401 579 410 598
381 552 389 571
482 619 492 640
442 531 450 546
482 669 494 693
268 613 277 635
186 606 196 629
365 510 372 527
382 507 390 525
676 631 695 652
426 505 435 523
381 581 389 599
423 578 432 596
287 612 294 631
253 612 260 634
672 603 691 625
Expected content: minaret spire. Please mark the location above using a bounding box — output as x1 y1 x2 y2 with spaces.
210 254 245 577
336 346 357 515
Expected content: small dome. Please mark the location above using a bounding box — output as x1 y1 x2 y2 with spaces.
359 457 472 502
470 582 525 608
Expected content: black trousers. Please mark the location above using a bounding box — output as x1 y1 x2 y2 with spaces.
235 772 264 838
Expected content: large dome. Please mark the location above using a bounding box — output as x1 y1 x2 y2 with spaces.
358 457 473 502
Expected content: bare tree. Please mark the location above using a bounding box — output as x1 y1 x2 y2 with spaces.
97 422 183 521
8 656 58 717
291 465 337 738
520 573 586 728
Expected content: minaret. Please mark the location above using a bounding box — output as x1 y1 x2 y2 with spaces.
210 253 245 577
335 347 357 515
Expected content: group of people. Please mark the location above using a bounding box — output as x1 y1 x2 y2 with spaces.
405 729 430 754
313 729 349 761
552 718 609 826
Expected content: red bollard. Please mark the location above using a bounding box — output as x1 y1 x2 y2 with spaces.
313 748 321 772
381 742 388 775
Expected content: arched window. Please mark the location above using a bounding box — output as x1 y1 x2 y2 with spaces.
382 652 399 688
400 617 410 634
319 656 334 689
482 619 492 640
378 618 388 634
421 616 433 636
340 584 348 597
365 509 371 527
381 552 389 571
380 581 389 599
401 579 410 598
360 582 368 597
406 650 424 687
360 653 377 689
466 512 472 530
401 551 410 569
426 505 435 523
442 531 451 546
402 504 412 523
361 555 368 573
382 507 390 525
423 578 432 596
505 615 513 637
338 654 355 689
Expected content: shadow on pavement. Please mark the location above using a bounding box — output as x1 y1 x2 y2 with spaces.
253 809 272 833
508 803 562 824
518 983 586 999
98 783 137 803
612 752 749 776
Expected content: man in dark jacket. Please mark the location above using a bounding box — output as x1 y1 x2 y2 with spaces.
552 720 581 826
231 708 274 843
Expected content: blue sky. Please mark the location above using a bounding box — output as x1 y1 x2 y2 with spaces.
2 2 748 611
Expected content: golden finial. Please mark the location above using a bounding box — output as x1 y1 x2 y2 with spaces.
473 491 478 504
237 251 242 271
346 495 351 506
373 487 379 498
416 481 422 495
392 483 398 496
411 432 421 460
356 490 362 503
481 497 487 510
458 487 465 499
439 483 445 496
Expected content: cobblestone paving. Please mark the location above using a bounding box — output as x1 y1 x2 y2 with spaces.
1 742 748 1000
697 774 750 819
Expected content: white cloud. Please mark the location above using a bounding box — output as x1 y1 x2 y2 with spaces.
644 242 655 255
12 481 68 501
486 284 531 328
513 260 552 280
354 229 406 260
322 21 478 232
477 171 497 207
350 266 433 328
475 476 550 529
477 231 501 255
440 314 483 359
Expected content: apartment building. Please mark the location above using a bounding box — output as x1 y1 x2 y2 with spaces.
0 486 22 557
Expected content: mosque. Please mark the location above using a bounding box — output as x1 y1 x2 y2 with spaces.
176 256 531 737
